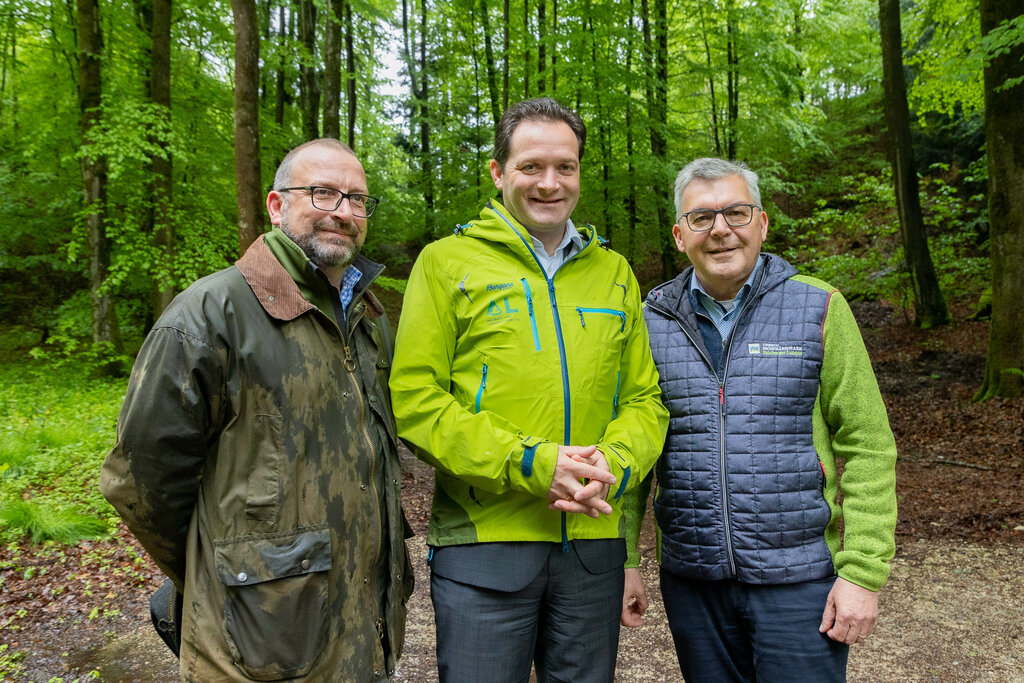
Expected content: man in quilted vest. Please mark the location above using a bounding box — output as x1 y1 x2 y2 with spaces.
622 157 897 682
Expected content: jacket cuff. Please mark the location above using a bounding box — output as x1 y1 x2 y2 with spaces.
510 439 558 499
599 444 632 503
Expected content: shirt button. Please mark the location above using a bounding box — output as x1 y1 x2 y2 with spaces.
237 572 247 582
300 559 310 570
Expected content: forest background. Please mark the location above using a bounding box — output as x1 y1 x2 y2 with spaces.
0 0 1023 678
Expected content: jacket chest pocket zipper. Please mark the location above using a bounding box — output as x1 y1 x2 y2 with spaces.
576 307 626 332
521 279 541 351
475 363 488 413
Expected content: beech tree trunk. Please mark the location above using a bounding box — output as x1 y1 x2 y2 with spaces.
878 0 950 328
322 0 342 140
976 0 1024 399
642 0 672 278
298 0 319 140
78 0 121 350
477 0 501 127
150 0 174 316
231 0 263 254
345 1 355 148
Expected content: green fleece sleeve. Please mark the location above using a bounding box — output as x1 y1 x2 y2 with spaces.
595 269 669 505
621 468 654 568
389 245 556 500
818 289 898 591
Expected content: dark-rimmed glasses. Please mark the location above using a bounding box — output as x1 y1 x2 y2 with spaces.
680 203 759 232
278 186 380 217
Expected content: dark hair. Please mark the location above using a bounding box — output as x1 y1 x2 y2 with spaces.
493 97 586 169
273 138 357 190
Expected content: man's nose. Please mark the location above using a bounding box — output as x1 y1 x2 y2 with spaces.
330 195 354 220
537 167 559 191
709 211 732 234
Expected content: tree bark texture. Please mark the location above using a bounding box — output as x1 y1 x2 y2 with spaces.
151 0 174 316
345 1 355 148
299 0 319 140
477 0 501 127
322 0 342 140
642 0 672 279
231 0 263 254
977 0 1024 399
78 0 121 349
878 0 949 328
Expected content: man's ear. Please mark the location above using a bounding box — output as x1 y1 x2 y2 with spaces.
266 191 284 226
489 159 503 190
672 224 687 253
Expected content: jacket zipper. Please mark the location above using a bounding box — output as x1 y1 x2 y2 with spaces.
521 279 541 351
575 307 627 332
475 363 488 413
495 206 593 554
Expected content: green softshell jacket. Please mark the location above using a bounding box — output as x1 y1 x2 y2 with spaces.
390 200 669 547
100 229 413 682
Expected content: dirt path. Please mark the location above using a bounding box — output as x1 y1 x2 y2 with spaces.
35 529 1023 682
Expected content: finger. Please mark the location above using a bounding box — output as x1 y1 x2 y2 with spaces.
548 499 603 517
819 596 836 634
561 444 597 459
564 460 616 485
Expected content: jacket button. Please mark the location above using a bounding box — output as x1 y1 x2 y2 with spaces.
300 559 310 570
360 483 368 490
237 572 247 582
373 671 380 677
369 395 377 403
364 577 369 583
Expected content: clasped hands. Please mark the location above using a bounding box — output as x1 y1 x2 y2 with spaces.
546 445 616 518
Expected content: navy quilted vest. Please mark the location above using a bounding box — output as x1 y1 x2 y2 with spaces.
644 254 836 584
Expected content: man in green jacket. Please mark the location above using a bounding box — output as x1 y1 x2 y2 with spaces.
390 97 668 682
101 139 412 682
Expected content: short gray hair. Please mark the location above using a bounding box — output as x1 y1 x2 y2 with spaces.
273 138 356 190
674 157 761 219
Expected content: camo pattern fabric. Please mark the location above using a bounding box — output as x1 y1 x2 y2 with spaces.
101 232 413 682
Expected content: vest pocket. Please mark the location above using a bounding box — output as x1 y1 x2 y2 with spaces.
215 526 332 680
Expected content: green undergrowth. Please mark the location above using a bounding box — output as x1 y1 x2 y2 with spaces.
0 354 126 545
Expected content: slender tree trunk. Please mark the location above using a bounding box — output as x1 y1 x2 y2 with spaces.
477 0 501 127
78 0 121 349
642 0 672 278
699 3 721 155
878 0 949 328
537 0 545 93
625 0 637 260
550 0 557 92
976 0 1024 399
323 0 342 139
275 6 285 129
522 0 530 98
151 0 174 315
345 1 355 148
502 0 509 109
231 0 263 253
725 0 738 160
298 0 319 140
418 0 432 229
588 15 610 240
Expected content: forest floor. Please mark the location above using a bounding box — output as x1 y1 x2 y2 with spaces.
2 300 1023 682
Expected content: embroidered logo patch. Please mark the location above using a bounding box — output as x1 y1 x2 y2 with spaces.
749 342 803 357
486 282 514 292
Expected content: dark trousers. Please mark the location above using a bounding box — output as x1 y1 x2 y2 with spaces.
430 542 625 683
660 568 849 683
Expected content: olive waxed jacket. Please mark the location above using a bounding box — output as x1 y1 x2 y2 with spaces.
101 229 413 682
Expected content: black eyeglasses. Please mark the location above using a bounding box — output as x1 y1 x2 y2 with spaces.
680 203 759 232
277 186 381 217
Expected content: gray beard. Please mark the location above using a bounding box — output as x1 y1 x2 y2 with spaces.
279 217 359 271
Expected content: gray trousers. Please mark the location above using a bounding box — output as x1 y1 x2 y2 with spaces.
430 540 625 683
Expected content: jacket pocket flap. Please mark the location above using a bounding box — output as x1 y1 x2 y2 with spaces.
215 526 331 587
